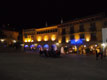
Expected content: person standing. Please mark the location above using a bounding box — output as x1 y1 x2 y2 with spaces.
96 48 99 60
39 47 43 56
99 48 103 60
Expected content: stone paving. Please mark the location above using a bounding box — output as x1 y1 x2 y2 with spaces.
0 52 107 80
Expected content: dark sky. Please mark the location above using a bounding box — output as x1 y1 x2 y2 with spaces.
0 0 107 30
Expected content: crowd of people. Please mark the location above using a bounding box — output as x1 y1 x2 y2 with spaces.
39 46 61 57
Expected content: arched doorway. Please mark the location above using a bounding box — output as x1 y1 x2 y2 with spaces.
52 44 57 51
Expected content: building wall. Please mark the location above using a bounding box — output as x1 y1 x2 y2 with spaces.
0 30 19 45
58 15 106 47
23 29 36 43
23 14 107 48
34 26 58 46
3 30 19 40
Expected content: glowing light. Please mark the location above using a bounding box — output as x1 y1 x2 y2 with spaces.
13 40 16 43
66 40 69 43
51 35 56 41
37 36 42 42
31 40 34 42
84 45 86 47
70 39 83 45
102 43 105 47
86 38 90 42
95 45 97 47
1 39 5 42
34 43 38 46
28 39 31 42
56 43 59 46
44 44 49 48
44 35 48 41
25 40 27 42
30 44 35 48
58 40 61 43
75 39 78 42
25 45 29 48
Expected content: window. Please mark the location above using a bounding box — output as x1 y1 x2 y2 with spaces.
62 36 66 43
70 35 74 40
90 23 96 32
24 34 27 38
53 29 57 32
62 28 66 35
91 33 97 41
79 23 85 32
70 26 74 34
31 35 34 39
80 34 85 39
47 30 49 33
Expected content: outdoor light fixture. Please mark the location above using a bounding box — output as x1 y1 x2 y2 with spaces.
70 39 83 45
51 35 56 41
13 40 16 43
86 38 90 42
25 40 27 42
28 39 31 42
66 40 69 43
101 43 105 47
1 39 5 42
56 43 59 46
44 35 48 41
37 36 42 42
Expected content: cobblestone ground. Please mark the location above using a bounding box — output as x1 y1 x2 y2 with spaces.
0 52 107 80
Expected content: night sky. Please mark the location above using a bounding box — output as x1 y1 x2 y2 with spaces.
0 0 107 30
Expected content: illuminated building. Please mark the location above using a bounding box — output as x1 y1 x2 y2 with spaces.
0 29 19 45
58 13 107 49
23 13 107 53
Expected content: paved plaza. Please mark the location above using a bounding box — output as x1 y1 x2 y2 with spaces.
0 51 107 80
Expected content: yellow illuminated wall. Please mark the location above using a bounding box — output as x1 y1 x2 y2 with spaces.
51 35 56 41
74 34 80 41
37 36 42 42
35 26 58 42
66 35 70 43
24 38 32 42
85 33 91 42
44 35 49 41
